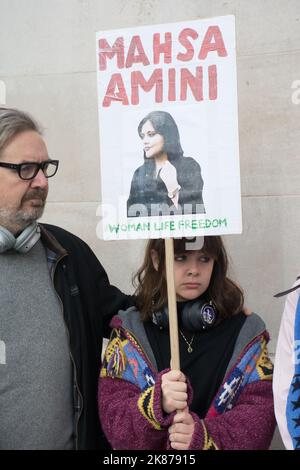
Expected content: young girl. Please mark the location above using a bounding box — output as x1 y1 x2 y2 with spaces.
98 237 276 450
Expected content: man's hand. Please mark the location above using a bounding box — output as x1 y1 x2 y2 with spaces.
161 370 188 414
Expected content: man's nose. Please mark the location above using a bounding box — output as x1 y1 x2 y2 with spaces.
30 169 48 188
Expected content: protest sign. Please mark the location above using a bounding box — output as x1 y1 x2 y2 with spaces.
96 15 241 368
96 15 241 241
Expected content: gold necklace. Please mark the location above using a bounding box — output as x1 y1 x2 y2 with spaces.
179 329 195 353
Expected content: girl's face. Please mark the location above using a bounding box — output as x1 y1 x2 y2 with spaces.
151 249 215 302
173 251 214 302
140 120 164 159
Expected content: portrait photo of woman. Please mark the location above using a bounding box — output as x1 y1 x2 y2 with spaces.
127 110 206 218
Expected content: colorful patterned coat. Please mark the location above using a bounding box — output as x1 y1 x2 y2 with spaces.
98 308 275 450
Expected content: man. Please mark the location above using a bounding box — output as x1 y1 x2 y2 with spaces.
0 107 132 450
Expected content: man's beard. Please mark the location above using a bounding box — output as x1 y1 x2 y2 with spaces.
0 189 47 232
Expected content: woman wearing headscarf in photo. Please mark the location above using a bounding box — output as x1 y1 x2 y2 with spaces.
127 111 205 218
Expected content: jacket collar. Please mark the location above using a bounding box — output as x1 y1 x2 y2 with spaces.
39 223 68 257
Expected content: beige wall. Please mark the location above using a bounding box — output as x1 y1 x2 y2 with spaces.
1 0 300 449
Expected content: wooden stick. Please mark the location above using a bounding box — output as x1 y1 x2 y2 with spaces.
165 238 180 370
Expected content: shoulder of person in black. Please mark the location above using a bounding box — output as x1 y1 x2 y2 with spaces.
144 302 246 419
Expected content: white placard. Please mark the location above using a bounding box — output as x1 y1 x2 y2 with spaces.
96 15 241 240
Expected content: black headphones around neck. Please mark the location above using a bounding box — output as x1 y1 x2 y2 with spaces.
152 298 218 332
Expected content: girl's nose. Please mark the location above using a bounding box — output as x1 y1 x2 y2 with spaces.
187 260 199 276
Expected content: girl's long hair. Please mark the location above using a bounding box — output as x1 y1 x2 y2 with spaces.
133 237 244 322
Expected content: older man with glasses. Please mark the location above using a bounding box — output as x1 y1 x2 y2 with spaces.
0 107 132 450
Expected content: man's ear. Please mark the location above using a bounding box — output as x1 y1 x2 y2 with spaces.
151 249 159 271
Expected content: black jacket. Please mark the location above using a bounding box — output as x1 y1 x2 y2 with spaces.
127 156 205 217
40 223 132 450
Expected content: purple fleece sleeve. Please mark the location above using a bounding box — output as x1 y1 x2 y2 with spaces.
99 367 194 450
98 370 173 450
186 380 276 450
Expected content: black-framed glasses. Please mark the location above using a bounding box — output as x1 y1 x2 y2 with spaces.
0 160 59 180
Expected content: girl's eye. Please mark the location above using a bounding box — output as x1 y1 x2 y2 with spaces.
148 132 156 137
174 253 212 263
199 256 211 263
174 254 187 262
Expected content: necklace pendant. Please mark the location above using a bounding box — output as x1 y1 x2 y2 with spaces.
179 329 195 353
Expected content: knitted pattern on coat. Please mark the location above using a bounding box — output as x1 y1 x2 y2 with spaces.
98 311 276 450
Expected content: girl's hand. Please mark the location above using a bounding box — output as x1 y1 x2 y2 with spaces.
159 161 180 198
161 370 188 414
243 307 252 316
168 407 195 450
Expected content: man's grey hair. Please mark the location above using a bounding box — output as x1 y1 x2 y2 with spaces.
0 107 42 158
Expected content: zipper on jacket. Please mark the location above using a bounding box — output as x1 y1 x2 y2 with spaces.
51 254 83 450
